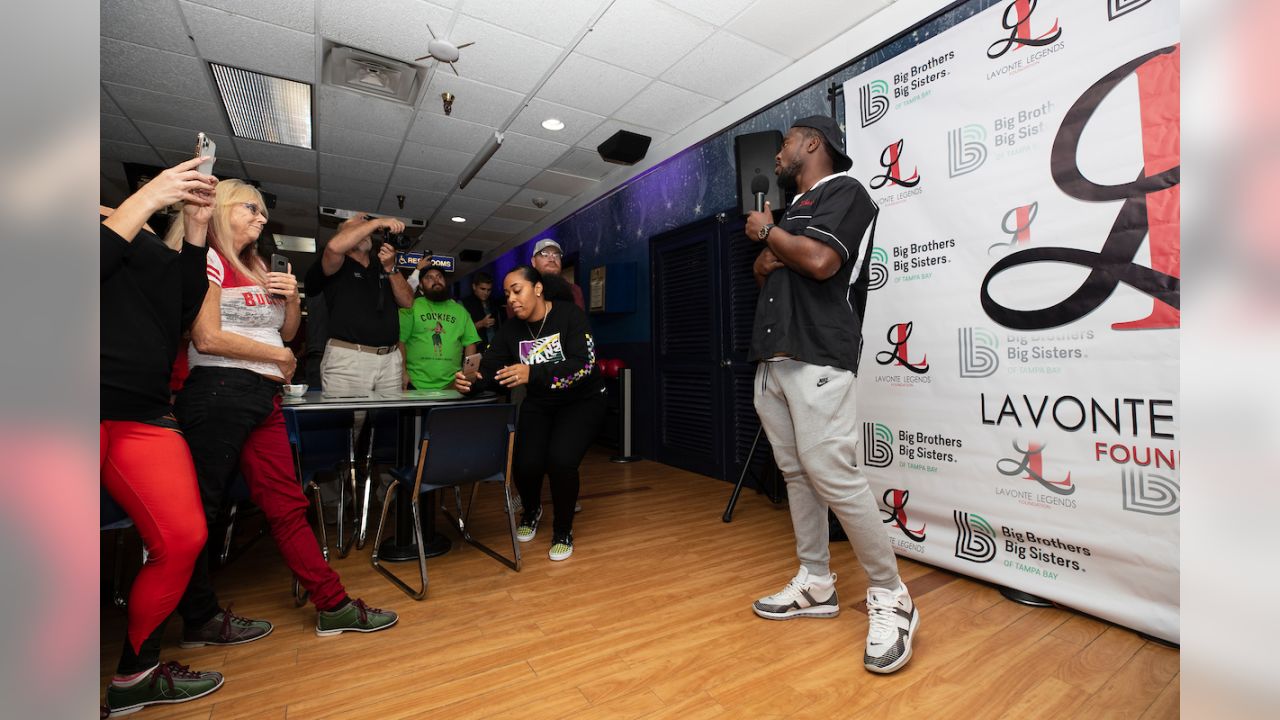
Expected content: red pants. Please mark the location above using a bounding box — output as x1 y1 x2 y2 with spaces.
100 421 208 653
175 367 346 620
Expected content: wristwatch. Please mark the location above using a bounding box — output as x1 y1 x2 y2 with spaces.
758 223 775 241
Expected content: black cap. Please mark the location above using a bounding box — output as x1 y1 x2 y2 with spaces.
791 115 853 172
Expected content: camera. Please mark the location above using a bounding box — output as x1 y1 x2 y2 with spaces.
377 226 413 250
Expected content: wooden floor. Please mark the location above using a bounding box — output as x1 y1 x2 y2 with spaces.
100 450 1179 719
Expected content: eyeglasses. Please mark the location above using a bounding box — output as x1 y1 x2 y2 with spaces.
239 202 267 218
534 249 563 260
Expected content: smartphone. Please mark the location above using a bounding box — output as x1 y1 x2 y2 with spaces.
194 132 217 175
462 352 482 380
270 254 289 299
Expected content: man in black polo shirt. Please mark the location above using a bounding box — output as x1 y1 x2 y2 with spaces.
308 213 414 396
744 115 918 675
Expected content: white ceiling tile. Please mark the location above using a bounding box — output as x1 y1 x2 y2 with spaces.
474 159 542 186
654 0 755 25
443 15 561 94
181 1 317 82
399 141 474 174
317 124 404 164
377 193 445 219
479 216 533 234
575 0 714 77
727 0 889 60
102 114 146 146
493 204 549 222
455 178 520 204
319 175 387 199
461 0 605 47
102 87 125 116
389 165 456 193
102 140 165 166
578 120 669 151
495 132 569 168
407 113 496 151
242 161 318 188
236 138 317 172
525 172 598 198
508 186 573 213
320 191 382 213
418 73 524 127
462 229 515 247
439 195 501 220
318 153 392 184
319 86 414 140
535 53 651 117
613 81 721 135
102 0 196 54
505 99 604 147
661 31 792 102
184 0 316 33
318 0 453 63
551 146 617 180
259 183 319 206
104 83 230 134
101 38 217 102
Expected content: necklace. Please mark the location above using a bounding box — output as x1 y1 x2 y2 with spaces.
526 302 551 339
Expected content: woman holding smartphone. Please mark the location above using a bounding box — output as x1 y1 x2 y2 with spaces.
101 157 224 715
173 179 398 644
452 264 605 561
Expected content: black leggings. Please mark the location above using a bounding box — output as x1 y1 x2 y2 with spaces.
513 390 607 536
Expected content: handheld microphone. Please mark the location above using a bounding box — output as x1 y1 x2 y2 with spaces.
750 175 770 213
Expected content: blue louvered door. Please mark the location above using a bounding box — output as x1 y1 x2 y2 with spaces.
651 212 769 482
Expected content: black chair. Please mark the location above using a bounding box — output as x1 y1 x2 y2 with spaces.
355 409 400 552
283 407 356 605
101 487 137 608
371 403 520 600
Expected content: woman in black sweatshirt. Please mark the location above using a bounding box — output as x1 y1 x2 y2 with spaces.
101 156 226 715
453 265 605 561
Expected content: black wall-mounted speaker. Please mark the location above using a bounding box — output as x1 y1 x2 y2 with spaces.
597 130 651 165
459 249 483 262
734 130 784 215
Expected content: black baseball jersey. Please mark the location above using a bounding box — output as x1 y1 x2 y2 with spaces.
749 173 879 374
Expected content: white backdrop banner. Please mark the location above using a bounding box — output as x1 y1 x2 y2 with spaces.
845 0 1180 642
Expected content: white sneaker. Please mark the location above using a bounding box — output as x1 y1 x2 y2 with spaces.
863 582 919 673
752 567 839 620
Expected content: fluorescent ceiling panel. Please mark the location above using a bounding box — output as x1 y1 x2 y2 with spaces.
211 63 313 148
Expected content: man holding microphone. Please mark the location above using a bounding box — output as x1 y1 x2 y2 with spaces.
744 116 919 674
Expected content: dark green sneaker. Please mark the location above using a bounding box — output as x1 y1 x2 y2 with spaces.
105 661 223 716
180 604 273 648
316 598 398 637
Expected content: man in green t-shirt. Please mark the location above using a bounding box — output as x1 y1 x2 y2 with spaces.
398 268 480 390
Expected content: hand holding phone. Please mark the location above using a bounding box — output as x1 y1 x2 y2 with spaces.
194 132 217 175
270 254 290 300
462 352 482 380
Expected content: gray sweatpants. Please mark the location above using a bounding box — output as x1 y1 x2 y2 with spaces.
753 358 901 590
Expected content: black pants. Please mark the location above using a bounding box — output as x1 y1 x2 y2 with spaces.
513 390 606 536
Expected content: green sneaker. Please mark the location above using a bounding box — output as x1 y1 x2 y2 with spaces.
549 531 574 561
316 598 398 637
515 506 542 543
180 604 273 648
105 661 223 716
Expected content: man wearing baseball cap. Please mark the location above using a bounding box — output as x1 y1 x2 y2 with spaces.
744 115 919 674
530 238 585 310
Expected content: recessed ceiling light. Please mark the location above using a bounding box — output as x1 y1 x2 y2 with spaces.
541 118 565 131
451 216 467 223
210 63 313 148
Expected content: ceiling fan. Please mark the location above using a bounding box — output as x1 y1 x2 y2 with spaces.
414 23 474 76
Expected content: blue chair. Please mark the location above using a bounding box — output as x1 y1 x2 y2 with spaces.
371 403 520 600
101 487 137 608
354 409 400 552
283 407 356 604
